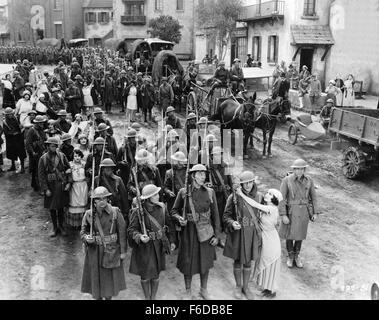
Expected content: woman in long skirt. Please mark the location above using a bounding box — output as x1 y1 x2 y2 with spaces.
126 80 138 123
343 74 355 107
67 149 88 229
1 74 15 109
236 187 283 299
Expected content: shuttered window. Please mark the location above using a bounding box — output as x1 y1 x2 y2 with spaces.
252 36 261 61
177 0 184 11
267 35 279 63
98 12 110 24
303 0 316 16
85 12 97 24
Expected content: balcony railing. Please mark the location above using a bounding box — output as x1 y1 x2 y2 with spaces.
121 15 146 25
238 1 284 22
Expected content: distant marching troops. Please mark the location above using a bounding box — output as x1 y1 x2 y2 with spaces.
0 49 320 300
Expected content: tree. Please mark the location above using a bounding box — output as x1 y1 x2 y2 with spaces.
197 0 243 61
147 15 183 44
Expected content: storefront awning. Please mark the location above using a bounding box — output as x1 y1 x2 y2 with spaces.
291 25 334 46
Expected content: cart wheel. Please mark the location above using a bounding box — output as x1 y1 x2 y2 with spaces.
342 146 367 180
371 283 379 300
186 92 196 113
288 124 298 145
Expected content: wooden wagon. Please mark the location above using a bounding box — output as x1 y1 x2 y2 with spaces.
329 108 379 179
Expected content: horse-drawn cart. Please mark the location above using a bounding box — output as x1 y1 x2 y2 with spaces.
288 113 326 145
329 108 379 179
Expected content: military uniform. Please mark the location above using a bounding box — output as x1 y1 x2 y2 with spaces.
158 83 174 115
128 165 162 199
116 142 136 188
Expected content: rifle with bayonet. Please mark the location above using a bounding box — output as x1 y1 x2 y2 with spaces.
131 165 147 235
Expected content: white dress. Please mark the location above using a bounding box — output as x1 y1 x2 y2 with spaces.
343 79 355 107
15 99 33 128
82 84 94 107
256 206 281 292
127 86 137 111
67 161 88 227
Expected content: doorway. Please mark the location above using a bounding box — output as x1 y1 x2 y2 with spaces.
300 48 314 73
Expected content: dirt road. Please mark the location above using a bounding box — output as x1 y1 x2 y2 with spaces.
1 113 378 300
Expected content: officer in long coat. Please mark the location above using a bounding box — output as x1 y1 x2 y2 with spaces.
94 159 129 221
26 115 47 191
93 107 114 136
81 186 127 300
116 129 137 188
128 184 175 300
279 159 318 269
171 164 221 300
38 137 70 237
140 77 156 123
223 171 263 300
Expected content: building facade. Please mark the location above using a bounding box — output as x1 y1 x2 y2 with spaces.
83 0 113 46
113 0 195 59
238 0 335 88
326 0 379 95
9 0 84 44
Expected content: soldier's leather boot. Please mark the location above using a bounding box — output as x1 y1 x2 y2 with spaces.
294 253 304 268
141 280 151 300
242 267 255 300
49 211 59 238
233 267 243 299
150 279 159 300
287 252 295 268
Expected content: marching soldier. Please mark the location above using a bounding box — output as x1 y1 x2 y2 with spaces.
38 137 70 237
189 117 210 165
116 129 137 188
140 77 156 124
184 112 197 153
80 186 127 300
94 158 129 220
60 133 74 162
26 115 47 192
92 107 114 136
128 149 162 205
279 159 318 269
165 106 182 129
223 171 263 300
95 123 118 159
85 137 114 183
128 184 175 300
171 164 221 300
55 110 72 133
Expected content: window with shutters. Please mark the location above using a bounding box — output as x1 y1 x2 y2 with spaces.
53 0 62 10
98 12 110 24
85 12 97 24
267 35 278 64
252 36 261 61
155 0 163 11
55 23 63 39
303 0 316 16
177 0 184 11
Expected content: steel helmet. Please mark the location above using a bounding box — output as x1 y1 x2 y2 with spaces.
4 107 14 115
126 129 137 138
189 164 207 173
239 171 256 184
100 158 116 167
166 106 175 114
187 113 197 121
93 107 104 114
131 122 141 131
167 130 179 142
290 159 308 169
93 137 107 145
171 151 187 163
140 184 161 200
91 186 112 199
326 99 335 104
205 134 217 142
44 137 60 146
135 149 150 161
61 133 72 142
28 110 37 116
197 117 208 125
57 110 68 116
34 115 46 123
96 123 110 132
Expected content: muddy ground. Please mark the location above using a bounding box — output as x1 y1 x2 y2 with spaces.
1 108 379 300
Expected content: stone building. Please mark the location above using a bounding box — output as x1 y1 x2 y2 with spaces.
238 0 335 88
8 0 84 43
112 0 195 59
83 0 113 46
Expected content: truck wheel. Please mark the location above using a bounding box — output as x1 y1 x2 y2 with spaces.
288 124 298 145
342 146 367 179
